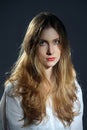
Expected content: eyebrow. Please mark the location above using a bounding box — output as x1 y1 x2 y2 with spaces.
53 38 60 43
53 38 60 41
39 38 60 42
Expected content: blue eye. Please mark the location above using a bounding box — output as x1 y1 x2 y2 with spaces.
54 39 60 45
39 40 47 46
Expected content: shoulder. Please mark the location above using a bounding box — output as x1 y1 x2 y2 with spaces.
74 80 83 113
5 81 17 96
75 80 83 98
5 82 13 93
4 81 22 104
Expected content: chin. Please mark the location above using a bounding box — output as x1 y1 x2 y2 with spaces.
45 64 57 68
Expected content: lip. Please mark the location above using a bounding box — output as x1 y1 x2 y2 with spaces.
47 57 55 61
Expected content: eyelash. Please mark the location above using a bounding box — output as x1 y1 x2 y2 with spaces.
54 40 60 45
39 40 47 46
39 39 60 46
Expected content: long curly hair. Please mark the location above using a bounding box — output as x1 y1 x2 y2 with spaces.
5 12 79 126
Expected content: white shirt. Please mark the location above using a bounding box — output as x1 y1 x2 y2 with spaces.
0 81 83 130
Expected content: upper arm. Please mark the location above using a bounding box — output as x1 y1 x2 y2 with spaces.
5 83 25 129
6 93 25 129
71 81 84 130
0 82 25 130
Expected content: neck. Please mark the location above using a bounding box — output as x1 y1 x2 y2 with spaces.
44 67 53 81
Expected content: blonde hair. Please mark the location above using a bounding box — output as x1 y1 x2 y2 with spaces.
5 12 79 126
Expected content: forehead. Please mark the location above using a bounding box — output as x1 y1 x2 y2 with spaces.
40 27 59 39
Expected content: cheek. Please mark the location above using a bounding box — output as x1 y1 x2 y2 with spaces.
55 46 61 54
37 50 42 58
36 49 44 63
59 50 61 60
58 45 61 56
59 49 61 56
37 47 46 57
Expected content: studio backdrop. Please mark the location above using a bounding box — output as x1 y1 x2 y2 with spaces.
0 0 87 130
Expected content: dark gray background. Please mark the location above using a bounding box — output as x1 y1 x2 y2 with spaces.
0 0 87 130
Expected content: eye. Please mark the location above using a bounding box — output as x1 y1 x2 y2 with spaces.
54 39 60 45
38 40 47 46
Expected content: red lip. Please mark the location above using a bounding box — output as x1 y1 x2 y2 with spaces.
47 57 55 61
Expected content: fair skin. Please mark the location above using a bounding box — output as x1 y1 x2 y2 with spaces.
37 27 61 81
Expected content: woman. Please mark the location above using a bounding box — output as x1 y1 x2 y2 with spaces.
0 12 83 130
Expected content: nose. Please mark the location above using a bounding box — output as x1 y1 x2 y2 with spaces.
46 43 54 55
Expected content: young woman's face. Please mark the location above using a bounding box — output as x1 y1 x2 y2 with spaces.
37 27 61 69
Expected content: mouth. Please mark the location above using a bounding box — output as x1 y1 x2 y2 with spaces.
46 57 55 61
